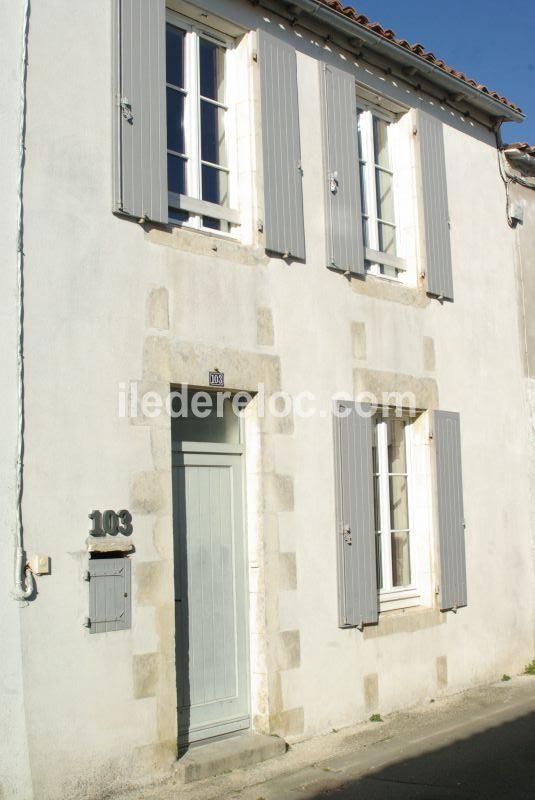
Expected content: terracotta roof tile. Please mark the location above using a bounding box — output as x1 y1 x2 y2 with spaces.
316 0 523 115
504 142 535 158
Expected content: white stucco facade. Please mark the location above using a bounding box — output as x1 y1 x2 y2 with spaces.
1 1 534 798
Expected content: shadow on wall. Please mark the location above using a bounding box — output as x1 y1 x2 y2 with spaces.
301 712 535 799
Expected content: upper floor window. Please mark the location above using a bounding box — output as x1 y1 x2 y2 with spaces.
357 105 406 280
166 13 236 233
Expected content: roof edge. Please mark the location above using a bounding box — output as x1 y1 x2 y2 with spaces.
288 0 524 123
503 144 535 177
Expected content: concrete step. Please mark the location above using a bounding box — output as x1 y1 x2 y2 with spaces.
175 733 287 784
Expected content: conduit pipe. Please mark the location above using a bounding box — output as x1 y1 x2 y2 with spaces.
13 0 35 603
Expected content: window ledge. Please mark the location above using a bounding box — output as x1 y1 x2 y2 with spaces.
145 223 268 266
351 272 429 307
363 605 445 639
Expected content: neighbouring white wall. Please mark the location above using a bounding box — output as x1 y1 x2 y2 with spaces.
1 0 533 798
510 176 535 660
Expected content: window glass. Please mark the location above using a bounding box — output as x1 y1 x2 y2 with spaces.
378 222 396 255
357 110 365 157
389 476 409 531
166 24 185 88
372 420 383 589
168 153 186 195
166 24 187 200
358 105 399 271
373 414 412 592
391 531 411 587
387 419 407 472
167 89 185 154
200 39 225 102
373 117 391 169
202 165 228 205
200 103 227 166
166 23 231 229
171 389 241 444
376 169 395 224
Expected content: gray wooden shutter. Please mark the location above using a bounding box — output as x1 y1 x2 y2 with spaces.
258 30 305 259
434 411 467 611
333 401 378 628
88 557 132 633
113 0 168 224
322 65 364 275
419 111 453 300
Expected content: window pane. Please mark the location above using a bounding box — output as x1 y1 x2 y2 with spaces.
376 532 383 590
372 422 379 473
362 218 370 248
389 476 409 530
391 531 411 587
359 162 367 215
166 24 184 88
376 168 395 224
373 475 381 532
171 389 241 444
167 153 186 195
373 117 391 169
167 88 185 154
387 419 407 473
202 215 222 231
357 110 365 157
169 207 189 223
202 164 228 207
380 263 398 279
378 223 396 255
199 39 225 102
201 101 227 166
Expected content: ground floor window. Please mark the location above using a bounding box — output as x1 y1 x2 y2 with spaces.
372 411 424 609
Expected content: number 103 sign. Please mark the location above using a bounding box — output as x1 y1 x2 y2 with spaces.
89 509 133 536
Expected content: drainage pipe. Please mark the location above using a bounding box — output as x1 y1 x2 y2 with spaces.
12 0 35 603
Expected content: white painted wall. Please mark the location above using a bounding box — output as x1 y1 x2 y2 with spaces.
1 0 533 797
0 1 34 798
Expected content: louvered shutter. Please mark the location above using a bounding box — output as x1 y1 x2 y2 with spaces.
419 111 453 300
258 30 305 259
113 0 168 224
322 65 365 275
88 557 132 633
434 411 467 611
333 401 378 628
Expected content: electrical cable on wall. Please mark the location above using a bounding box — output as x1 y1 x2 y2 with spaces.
13 0 35 603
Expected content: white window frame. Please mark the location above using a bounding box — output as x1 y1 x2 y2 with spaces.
166 9 240 232
373 412 421 610
357 100 407 281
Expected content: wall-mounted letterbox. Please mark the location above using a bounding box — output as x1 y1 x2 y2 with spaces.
85 556 131 634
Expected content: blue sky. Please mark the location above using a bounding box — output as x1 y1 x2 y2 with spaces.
350 0 535 143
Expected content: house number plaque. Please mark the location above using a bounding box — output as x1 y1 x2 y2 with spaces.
89 510 133 537
209 371 224 387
